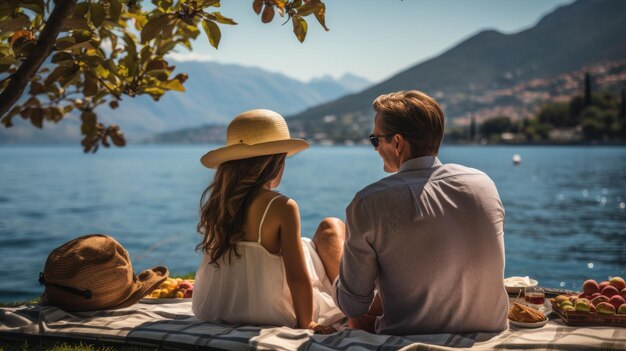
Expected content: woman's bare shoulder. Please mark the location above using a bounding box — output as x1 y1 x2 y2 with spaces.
264 192 299 216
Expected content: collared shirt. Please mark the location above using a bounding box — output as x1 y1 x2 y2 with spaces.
333 156 509 335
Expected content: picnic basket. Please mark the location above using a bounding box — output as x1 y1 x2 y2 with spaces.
550 300 626 327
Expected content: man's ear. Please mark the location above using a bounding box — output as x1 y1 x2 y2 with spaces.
393 134 403 157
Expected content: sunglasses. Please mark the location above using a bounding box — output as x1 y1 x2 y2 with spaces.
369 133 393 148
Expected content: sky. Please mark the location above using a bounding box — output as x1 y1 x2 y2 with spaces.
169 0 575 83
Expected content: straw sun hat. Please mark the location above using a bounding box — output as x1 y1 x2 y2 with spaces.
39 234 168 312
201 109 309 168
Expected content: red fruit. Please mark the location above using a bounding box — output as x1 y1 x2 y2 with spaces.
582 279 600 296
591 295 609 307
578 292 588 298
621 288 626 299
599 281 610 291
609 277 626 291
590 305 596 312
183 287 193 298
602 285 620 298
591 292 601 299
609 295 626 310
596 302 616 315
178 282 193 290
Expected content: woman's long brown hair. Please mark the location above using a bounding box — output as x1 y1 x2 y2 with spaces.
196 153 287 267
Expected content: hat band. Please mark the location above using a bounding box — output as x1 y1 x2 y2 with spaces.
39 272 92 299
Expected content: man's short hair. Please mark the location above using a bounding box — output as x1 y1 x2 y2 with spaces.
373 90 445 157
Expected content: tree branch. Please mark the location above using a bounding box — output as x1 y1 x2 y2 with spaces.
0 0 78 119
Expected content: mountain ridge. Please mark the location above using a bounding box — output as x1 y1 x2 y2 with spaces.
286 0 626 129
0 61 370 144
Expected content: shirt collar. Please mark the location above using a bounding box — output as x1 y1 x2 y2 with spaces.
399 156 442 172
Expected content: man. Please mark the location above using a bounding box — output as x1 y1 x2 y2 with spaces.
333 90 509 335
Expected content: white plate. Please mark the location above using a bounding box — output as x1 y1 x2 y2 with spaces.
509 317 548 328
140 297 191 304
504 277 539 294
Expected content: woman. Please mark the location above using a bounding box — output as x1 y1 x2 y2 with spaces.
192 109 345 333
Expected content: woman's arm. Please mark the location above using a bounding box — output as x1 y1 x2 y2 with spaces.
278 198 314 329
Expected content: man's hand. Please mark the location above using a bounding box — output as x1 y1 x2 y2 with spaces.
307 321 336 334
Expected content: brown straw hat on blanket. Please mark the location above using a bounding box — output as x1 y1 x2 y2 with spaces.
39 234 168 312
200 109 309 168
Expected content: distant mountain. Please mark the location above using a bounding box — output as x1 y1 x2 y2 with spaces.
308 73 371 95
0 62 369 144
285 0 626 143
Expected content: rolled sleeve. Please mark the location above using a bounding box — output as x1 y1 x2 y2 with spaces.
332 194 378 318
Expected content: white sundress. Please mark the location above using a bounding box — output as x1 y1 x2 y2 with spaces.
192 195 343 327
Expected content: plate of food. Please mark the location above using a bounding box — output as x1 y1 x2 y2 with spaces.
509 317 548 328
140 297 191 304
504 276 538 294
140 277 194 304
508 302 548 328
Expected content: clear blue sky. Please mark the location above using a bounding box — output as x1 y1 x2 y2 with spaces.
170 0 575 83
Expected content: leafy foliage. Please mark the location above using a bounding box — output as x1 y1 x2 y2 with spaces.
0 0 328 152
479 116 512 137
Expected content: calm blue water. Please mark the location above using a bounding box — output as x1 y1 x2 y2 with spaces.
0 145 625 302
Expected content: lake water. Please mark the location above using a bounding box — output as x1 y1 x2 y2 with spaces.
0 145 625 302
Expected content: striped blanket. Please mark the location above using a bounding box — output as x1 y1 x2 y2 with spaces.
1 302 625 350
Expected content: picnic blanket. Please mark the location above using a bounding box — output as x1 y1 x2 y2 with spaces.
1 301 625 350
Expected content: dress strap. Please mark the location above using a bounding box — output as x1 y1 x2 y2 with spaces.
258 195 284 244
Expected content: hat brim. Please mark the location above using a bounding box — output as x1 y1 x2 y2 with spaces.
109 266 169 310
200 139 309 169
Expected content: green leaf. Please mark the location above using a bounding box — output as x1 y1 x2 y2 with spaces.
201 20 221 49
261 4 274 23
62 15 90 31
160 79 185 92
83 71 98 97
141 14 170 43
156 40 177 55
51 52 74 63
74 2 89 16
208 12 237 25
0 14 30 32
45 66 69 85
108 126 126 146
139 45 152 65
160 18 177 40
146 58 168 71
82 54 103 67
49 107 63 122
62 40 95 51
28 81 46 94
55 36 76 50
314 5 329 31
252 0 262 15
296 0 322 17
81 111 97 131
17 0 45 15
0 55 18 65
199 0 221 7
30 108 43 128
122 32 137 57
109 0 123 22
90 3 105 28
58 66 80 87
143 87 166 100
292 16 307 43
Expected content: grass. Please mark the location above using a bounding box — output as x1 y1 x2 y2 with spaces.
0 340 151 351
0 275 197 351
